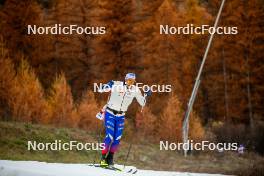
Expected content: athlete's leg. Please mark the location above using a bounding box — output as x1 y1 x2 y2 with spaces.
109 116 125 153
101 112 116 155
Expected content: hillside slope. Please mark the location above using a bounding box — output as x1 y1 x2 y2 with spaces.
0 121 263 176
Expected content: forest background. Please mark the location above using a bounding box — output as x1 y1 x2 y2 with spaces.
0 0 263 155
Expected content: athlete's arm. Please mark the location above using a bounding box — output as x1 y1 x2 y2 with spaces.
98 80 114 93
135 87 146 107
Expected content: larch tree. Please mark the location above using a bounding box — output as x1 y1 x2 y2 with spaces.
47 73 77 127
204 0 264 125
135 106 156 139
39 0 98 98
94 0 135 81
133 0 185 116
77 90 99 130
0 40 16 120
0 0 46 64
9 60 49 123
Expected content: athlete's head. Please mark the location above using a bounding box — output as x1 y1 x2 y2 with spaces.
125 73 136 86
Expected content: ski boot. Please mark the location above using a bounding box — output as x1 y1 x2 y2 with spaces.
106 152 114 166
100 154 108 167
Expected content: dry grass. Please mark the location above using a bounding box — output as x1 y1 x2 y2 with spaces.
0 121 263 175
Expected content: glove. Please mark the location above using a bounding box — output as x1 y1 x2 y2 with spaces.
107 80 114 87
96 105 106 120
96 112 104 120
145 89 152 97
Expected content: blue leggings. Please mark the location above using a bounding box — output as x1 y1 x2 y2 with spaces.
102 111 125 154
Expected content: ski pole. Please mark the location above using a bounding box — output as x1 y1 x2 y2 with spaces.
93 120 99 165
94 119 103 165
141 93 147 113
123 142 133 169
124 91 148 168
124 94 146 168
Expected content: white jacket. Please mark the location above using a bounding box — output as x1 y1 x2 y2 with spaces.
99 81 146 112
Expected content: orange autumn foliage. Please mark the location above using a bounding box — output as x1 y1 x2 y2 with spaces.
159 94 204 142
77 90 99 131
5 59 49 123
135 107 156 137
47 74 78 127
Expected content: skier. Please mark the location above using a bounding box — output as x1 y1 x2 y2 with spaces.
97 73 151 166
